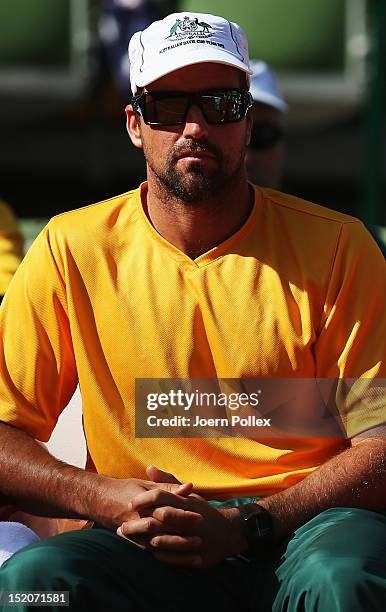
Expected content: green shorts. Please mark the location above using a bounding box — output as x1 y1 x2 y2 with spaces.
0 504 385 611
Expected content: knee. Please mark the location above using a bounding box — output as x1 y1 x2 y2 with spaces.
274 509 386 611
0 537 82 590
298 548 363 585
279 551 384 612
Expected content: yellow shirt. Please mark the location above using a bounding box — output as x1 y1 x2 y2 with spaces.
0 183 384 498
0 200 24 295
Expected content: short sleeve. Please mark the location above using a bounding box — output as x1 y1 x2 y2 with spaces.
0 223 78 441
315 221 386 437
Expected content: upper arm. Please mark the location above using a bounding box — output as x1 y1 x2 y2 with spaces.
351 424 386 445
0 225 78 441
315 222 386 439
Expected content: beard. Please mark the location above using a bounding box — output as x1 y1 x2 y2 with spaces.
144 138 244 204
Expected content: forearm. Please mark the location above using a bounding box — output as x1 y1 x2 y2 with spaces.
0 424 189 530
0 422 104 521
258 439 386 542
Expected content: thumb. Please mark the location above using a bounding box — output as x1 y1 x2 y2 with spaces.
146 465 181 484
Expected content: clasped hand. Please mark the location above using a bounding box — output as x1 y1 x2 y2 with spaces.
117 466 246 568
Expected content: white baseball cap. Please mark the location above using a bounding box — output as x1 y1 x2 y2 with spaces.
128 12 252 95
249 60 288 113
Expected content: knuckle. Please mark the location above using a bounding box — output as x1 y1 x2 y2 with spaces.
158 507 169 522
144 518 155 531
151 489 163 502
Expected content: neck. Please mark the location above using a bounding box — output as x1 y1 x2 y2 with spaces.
143 168 254 259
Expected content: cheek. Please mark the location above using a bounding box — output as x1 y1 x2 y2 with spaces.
142 130 177 161
217 126 248 161
228 123 249 146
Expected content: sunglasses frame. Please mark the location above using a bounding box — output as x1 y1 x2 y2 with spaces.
132 88 253 126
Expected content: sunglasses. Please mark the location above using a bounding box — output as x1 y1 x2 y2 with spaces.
132 89 253 126
249 123 283 150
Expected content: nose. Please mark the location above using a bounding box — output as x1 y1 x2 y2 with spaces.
182 103 209 140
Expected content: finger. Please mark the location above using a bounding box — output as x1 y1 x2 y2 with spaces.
116 527 149 550
150 506 204 530
150 534 202 552
119 510 202 537
118 516 165 538
175 482 193 496
148 481 193 499
146 465 181 484
153 550 203 568
116 517 200 552
131 488 192 512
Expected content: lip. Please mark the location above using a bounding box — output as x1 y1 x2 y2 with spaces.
177 151 215 160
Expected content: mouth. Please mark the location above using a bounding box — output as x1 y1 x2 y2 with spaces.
176 151 216 161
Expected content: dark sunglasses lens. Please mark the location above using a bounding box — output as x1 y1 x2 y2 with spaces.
200 94 228 122
135 90 250 125
249 123 283 150
142 94 188 124
201 92 246 123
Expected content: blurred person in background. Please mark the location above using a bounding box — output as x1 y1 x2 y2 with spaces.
99 0 178 101
245 60 287 188
245 64 386 261
0 506 58 568
0 200 48 564
99 0 154 101
0 198 24 303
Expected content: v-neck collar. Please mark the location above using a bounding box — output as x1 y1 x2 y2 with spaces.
134 181 260 270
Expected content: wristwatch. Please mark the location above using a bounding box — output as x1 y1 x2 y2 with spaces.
238 503 273 557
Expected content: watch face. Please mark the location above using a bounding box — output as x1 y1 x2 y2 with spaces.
242 506 273 545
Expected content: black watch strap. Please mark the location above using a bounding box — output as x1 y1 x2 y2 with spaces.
239 503 273 556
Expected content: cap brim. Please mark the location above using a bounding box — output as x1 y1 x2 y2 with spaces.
133 47 252 93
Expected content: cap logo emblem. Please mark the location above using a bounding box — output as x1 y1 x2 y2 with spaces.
167 16 213 41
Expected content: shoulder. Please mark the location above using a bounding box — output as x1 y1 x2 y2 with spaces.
254 186 380 258
257 186 361 226
21 187 142 276
47 188 140 240
248 186 385 293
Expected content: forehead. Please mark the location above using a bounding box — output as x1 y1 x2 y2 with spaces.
145 62 243 92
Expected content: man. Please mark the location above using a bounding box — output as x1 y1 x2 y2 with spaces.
246 60 287 188
0 11 385 611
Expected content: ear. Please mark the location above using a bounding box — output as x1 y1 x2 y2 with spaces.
125 104 143 149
